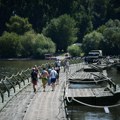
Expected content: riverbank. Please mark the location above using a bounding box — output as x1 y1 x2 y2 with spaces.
0 53 69 61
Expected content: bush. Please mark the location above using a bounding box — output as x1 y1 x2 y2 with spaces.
67 44 81 57
33 34 56 58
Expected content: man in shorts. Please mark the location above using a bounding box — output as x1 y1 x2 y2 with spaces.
50 67 58 91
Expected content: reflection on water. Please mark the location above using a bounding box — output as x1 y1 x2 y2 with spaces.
68 106 120 120
0 60 53 79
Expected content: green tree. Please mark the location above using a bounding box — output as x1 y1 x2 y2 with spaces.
67 44 82 57
82 31 104 54
101 27 120 55
6 15 32 35
20 31 36 57
42 14 78 52
33 34 56 58
0 32 20 58
97 19 120 55
20 31 56 58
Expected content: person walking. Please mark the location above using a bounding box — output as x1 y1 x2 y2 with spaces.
50 67 58 91
41 67 49 92
55 59 61 84
64 59 69 72
47 65 52 85
31 68 38 93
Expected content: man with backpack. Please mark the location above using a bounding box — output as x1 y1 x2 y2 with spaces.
31 67 38 93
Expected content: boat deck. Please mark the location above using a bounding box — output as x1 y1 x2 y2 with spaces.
69 69 107 83
66 87 113 98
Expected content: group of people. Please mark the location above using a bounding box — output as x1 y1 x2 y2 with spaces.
31 59 61 93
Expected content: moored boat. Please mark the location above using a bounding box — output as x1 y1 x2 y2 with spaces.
64 82 120 106
68 64 107 84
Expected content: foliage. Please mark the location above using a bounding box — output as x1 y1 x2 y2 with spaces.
97 19 120 55
20 32 56 58
20 31 36 57
0 32 20 58
42 14 78 52
6 15 32 35
82 31 104 54
33 34 56 58
67 44 82 57
0 31 55 58
0 0 119 35
0 0 120 57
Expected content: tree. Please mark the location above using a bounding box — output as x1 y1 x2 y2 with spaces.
97 19 120 55
82 31 104 54
42 14 78 52
67 44 82 57
20 31 56 58
101 27 120 55
6 15 32 35
33 34 56 58
0 32 20 58
20 31 36 57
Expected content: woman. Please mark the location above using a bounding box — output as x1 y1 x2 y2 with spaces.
41 68 49 92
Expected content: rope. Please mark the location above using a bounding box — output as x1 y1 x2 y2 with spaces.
66 97 120 109
68 78 109 84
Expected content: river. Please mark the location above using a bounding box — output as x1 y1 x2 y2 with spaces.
0 59 53 80
0 60 120 120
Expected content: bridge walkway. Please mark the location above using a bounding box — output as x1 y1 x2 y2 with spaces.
0 68 68 120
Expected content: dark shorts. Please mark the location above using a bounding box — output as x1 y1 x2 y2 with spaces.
51 78 56 83
32 80 37 85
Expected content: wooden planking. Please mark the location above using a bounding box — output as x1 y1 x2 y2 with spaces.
92 88 113 97
70 72 93 80
66 87 113 98
67 88 95 97
69 70 107 81
0 69 67 120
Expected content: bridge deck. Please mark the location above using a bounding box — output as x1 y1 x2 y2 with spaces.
0 69 67 120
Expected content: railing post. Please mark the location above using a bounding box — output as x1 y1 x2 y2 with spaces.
18 74 25 86
23 72 30 83
2 81 10 97
6 79 16 93
0 90 4 103
13 76 21 89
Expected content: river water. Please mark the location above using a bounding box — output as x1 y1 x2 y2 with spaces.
0 60 53 80
0 60 120 120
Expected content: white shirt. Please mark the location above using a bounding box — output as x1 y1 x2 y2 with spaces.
50 69 57 78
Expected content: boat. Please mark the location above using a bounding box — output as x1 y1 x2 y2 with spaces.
64 61 120 107
68 64 108 84
44 54 57 60
64 81 120 106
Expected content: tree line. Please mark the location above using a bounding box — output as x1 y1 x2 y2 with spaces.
0 0 120 58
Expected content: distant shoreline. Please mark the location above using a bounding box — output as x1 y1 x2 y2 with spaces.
0 58 42 61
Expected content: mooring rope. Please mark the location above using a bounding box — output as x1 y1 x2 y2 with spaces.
65 96 120 108
68 78 109 83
